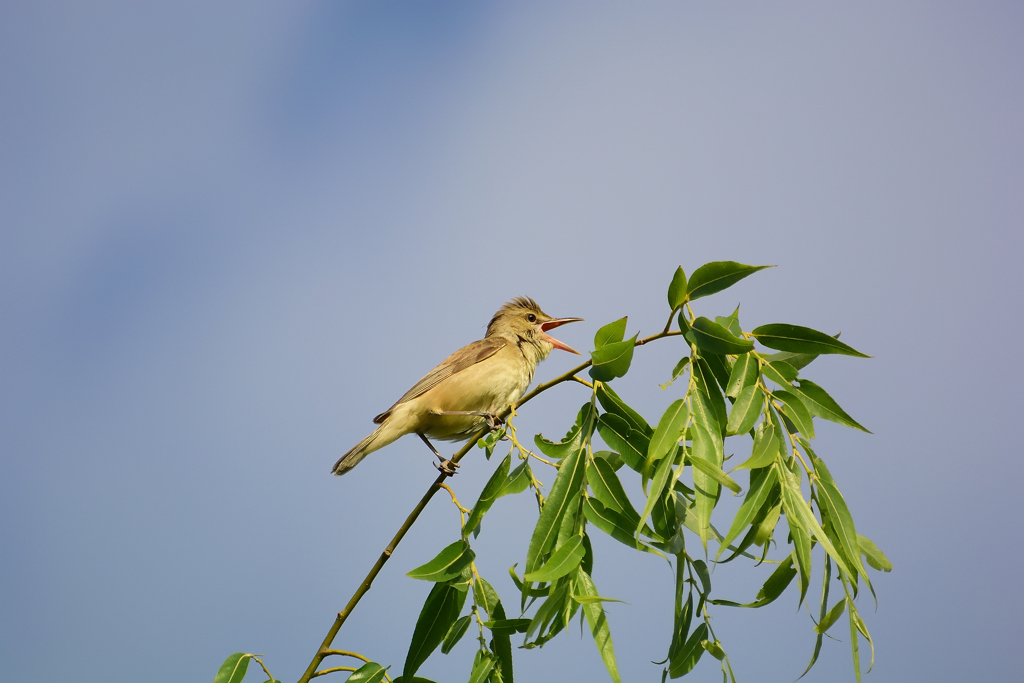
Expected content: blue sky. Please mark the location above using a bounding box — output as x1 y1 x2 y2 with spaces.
2 2 1022 682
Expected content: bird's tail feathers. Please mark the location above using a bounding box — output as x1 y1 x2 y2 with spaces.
332 417 408 475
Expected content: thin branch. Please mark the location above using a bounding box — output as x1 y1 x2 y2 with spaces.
296 325 682 683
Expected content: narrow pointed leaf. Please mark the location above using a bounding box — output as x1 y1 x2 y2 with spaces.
669 622 708 677
736 422 779 470
761 360 797 386
577 569 622 683
583 497 663 555
799 555 832 680
587 457 642 523
816 598 848 634
792 380 870 432
596 383 653 436
594 317 627 350
638 446 676 536
407 541 475 582
596 413 648 472
685 317 754 355
716 305 743 337
726 353 758 399
780 468 852 578
668 267 688 309
465 455 513 536
523 535 585 582
688 451 741 494
686 261 772 301
791 523 812 606
858 534 893 572
775 391 815 438
690 422 721 544
751 324 870 358
812 456 869 584
717 467 779 558
646 399 690 474
467 650 496 683
403 582 466 679
726 385 761 436
440 615 471 654
692 359 727 435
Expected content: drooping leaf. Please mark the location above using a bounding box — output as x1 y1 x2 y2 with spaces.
857 534 893 572
583 497 663 555
596 383 653 436
717 467 779 559
466 650 496 683
702 640 727 661
594 317 628 350
669 622 708 677
590 334 638 382
761 360 797 386
347 662 388 683
791 522 813 607
726 385 761 436
646 399 690 475
587 457 642 524
701 352 734 392
534 405 591 459
774 391 815 439
577 569 622 683
525 409 593 578
685 261 772 302
663 356 691 388
716 305 743 337
691 359 727 436
736 421 779 470
668 267 688 309
690 422 721 544
441 615 472 654
637 445 677 536
685 317 754 355
407 541 475 582
688 450 741 494
792 380 870 432
484 618 531 634
523 535 585 582
465 455 513 536
751 324 870 358
812 455 869 586
596 413 649 472
403 582 467 679
212 653 251 683
757 556 797 604
815 598 848 634
725 353 758 399
799 554 832 680
779 466 852 578
693 559 712 596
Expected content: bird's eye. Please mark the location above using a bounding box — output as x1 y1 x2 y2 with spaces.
527 313 537 323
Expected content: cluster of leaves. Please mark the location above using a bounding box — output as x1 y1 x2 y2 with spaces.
214 261 891 683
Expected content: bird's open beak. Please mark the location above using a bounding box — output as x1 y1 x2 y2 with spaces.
539 317 584 355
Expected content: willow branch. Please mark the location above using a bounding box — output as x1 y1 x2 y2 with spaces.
296 326 682 683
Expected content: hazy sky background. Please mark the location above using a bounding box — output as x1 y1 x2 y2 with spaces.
2 2 1021 682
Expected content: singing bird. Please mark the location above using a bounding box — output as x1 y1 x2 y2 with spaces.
332 297 582 476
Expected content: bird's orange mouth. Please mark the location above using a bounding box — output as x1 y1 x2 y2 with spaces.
539 317 583 355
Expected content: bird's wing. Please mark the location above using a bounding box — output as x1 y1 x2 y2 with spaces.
372 337 508 424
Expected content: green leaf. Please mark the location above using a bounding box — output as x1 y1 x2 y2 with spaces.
465 455 513 536
691 359 726 435
725 353 758 399
688 449 741 494
403 582 467 679
751 324 870 358
686 261 772 301
761 360 797 386
736 422 779 470
662 356 691 389
774 391 815 438
596 413 648 472
779 466 852 578
440 614 471 654
716 305 743 337
791 522 813 607
812 455 869 585
596 383 653 436
685 317 754 355
583 497 663 555
637 446 676 537
668 267 688 309
690 422 722 544
391 677 441 683
758 556 797 604
717 467 779 559
577 569 623 683
792 380 870 432
726 385 760 436
587 457 642 524
702 640 726 661
534 406 590 460
669 622 708 677
816 598 847 634
693 559 712 596
594 317 628 350
590 334 638 382
212 653 251 683
765 349 819 371
407 541 475 582
347 662 388 683
467 650 496 683
525 409 593 578
483 618 531 634
646 399 690 474
523 535 585 582
799 555 832 680
857 534 893 572
572 595 626 605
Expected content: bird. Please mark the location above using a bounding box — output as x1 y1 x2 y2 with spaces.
332 297 582 476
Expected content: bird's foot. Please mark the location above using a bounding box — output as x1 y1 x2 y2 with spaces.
484 413 504 431
434 458 460 477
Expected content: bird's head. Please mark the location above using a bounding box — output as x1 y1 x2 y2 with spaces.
486 297 583 358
